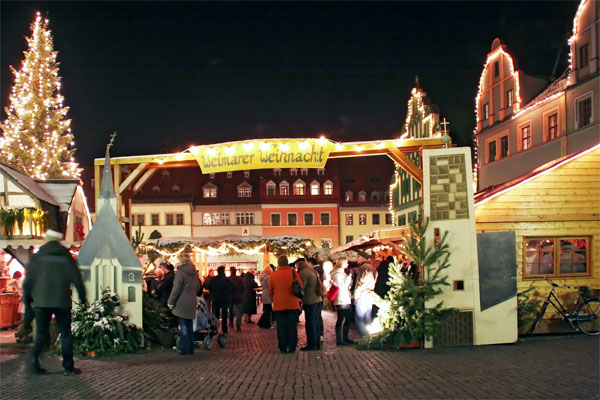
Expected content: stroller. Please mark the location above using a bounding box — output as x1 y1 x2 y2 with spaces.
176 297 226 350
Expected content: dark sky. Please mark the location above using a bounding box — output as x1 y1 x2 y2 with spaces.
1 1 579 167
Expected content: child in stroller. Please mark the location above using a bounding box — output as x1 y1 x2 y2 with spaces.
176 297 226 350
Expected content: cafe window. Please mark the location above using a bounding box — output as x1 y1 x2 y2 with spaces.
524 237 590 278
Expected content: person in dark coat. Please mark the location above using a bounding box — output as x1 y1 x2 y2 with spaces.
156 263 175 307
228 267 244 330
168 256 200 355
206 266 235 334
373 256 393 318
242 269 259 323
23 229 87 375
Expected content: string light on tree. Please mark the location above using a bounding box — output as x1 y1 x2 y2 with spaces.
0 12 80 180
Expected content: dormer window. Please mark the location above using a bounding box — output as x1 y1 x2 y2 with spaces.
323 180 333 195
152 185 160 194
237 182 252 197
345 191 353 202
293 179 306 195
227 172 233 178
244 170 250 178
266 181 276 196
310 181 320 195
317 168 325 176
203 183 217 198
172 185 181 193
300 168 308 176
280 180 289 196
290 168 298 176
162 170 170 178
210 173 215 179
371 191 380 202
273 168 281 176
358 191 367 202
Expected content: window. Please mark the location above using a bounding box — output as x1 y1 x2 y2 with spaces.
203 184 217 198
494 61 499 77
290 168 298 176
304 213 314 225
385 214 393 225
162 170 170 178
152 185 160 194
345 191 353 202
345 214 353 225
244 171 250 178
310 181 320 195
271 213 281 226
171 185 180 192
236 212 254 225
221 212 230 225
227 172 232 178
280 181 289 196
500 135 509 158
398 214 406 226
317 168 325 176
372 214 380 225
320 238 332 249
359 214 367 225
579 43 589 67
521 126 531 150
488 141 496 162
128 286 136 302
358 191 367 202
345 235 354 244
210 173 215 179
237 183 252 197
287 213 297 226
524 237 589 278
133 214 145 226
506 89 514 108
320 212 330 225
151 214 159 225
371 191 380 202
483 103 489 120
203 212 221 226
408 211 418 223
266 181 276 196
293 181 305 196
323 181 333 195
547 113 558 140
176 214 184 225
166 213 174 225
300 168 308 176
576 96 592 128
273 168 281 176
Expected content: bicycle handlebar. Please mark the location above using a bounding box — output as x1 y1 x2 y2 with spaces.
545 277 570 289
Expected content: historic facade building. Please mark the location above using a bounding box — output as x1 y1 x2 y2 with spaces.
474 0 599 190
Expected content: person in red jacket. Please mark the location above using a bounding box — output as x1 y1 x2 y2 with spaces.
268 255 302 354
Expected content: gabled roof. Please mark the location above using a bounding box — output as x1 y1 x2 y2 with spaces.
37 181 79 212
0 163 59 207
474 143 600 206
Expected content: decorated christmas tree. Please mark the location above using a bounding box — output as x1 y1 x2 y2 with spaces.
358 217 456 349
0 12 80 180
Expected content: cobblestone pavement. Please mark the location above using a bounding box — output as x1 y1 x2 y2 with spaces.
0 310 598 400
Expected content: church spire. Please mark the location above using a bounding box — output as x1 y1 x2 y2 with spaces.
97 133 118 214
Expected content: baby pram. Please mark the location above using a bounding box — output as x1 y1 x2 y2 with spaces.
176 297 226 350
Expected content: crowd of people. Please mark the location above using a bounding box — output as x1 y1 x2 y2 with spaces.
144 250 399 355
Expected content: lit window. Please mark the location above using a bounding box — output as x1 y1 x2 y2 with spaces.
320 212 330 225
287 213 297 226
203 184 217 198
237 183 252 197
521 126 531 151
483 103 489 120
501 136 509 158
293 181 305 195
547 114 558 140
323 181 333 195
359 214 367 225
266 181 276 196
203 212 221 226
358 191 367 202
227 172 232 178
304 213 313 225
345 191 353 202
280 181 289 196
345 214 353 225
310 181 320 195
506 89 514 108
576 96 592 128
524 237 589 278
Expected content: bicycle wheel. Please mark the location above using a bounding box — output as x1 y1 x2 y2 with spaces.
527 302 549 336
576 298 600 336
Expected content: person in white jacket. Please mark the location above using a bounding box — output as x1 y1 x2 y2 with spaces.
330 258 354 345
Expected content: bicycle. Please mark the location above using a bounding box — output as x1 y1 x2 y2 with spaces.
526 278 600 336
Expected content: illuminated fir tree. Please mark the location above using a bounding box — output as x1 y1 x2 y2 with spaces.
0 12 80 179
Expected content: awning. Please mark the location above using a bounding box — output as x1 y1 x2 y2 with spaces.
330 226 410 254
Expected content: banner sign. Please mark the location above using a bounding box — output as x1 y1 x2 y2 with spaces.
188 138 334 174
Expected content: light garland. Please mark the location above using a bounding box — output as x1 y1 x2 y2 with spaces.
568 0 588 80
400 88 442 140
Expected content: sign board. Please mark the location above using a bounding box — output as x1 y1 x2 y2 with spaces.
188 138 333 174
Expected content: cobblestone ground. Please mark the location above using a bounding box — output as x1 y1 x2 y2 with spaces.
0 310 598 400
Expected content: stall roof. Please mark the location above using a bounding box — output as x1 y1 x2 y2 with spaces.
149 234 311 246
330 226 410 254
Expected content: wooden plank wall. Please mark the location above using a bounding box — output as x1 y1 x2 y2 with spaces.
475 148 600 328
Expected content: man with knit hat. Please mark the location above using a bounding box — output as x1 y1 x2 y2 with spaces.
23 229 87 375
353 250 377 338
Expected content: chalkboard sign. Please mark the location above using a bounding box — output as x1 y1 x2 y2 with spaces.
477 231 517 311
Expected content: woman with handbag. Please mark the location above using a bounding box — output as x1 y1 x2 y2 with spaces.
331 258 354 345
268 256 303 354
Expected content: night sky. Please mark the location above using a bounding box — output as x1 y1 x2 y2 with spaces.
1 1 579 167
